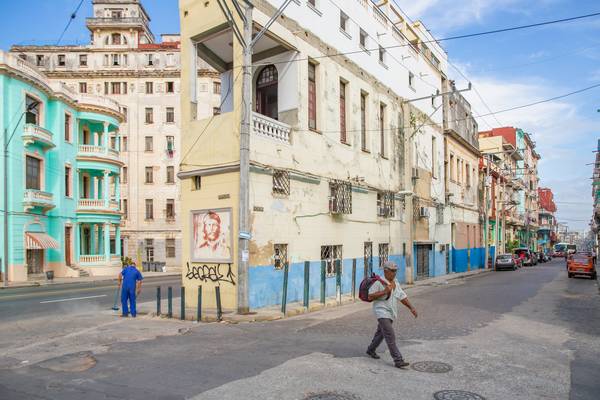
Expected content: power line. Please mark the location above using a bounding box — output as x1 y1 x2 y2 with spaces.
56 0 86 46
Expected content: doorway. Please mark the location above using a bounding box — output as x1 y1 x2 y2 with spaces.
416 244 431 280
26 249 44 275
255 65 278 120
65 226 72 266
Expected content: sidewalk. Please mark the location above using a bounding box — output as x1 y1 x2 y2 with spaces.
0 271 181 289
139 268 492 323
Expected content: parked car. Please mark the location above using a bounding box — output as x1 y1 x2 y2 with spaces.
567 252 597 279
496 254 518 271
514 248 534 266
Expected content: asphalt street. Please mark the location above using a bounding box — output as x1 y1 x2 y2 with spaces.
0 259 598 400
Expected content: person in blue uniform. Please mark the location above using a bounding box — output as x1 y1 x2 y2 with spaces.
118 263 143 317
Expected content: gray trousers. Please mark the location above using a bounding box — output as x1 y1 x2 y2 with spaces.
367 318 404 363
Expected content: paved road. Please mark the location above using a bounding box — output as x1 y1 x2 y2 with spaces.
0 275 181 321
0 259 598 400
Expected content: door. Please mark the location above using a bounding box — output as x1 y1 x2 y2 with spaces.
26 250 44 275
82 176 90 198
416 244 431 280
82 226 91 255
65 226 72 266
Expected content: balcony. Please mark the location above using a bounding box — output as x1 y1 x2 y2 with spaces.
22 123 54 149
86 17 148 29
78 145 121 164
77 198 120 213
252 112 291 144
23 189 55 210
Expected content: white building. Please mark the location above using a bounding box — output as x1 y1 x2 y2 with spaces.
11 0 221 272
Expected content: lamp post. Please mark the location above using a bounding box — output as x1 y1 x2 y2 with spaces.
3 100 39 286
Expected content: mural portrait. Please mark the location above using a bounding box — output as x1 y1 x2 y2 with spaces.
190 208 233 263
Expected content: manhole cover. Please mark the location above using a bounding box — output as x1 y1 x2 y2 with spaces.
411 361 453 373
303 391 361 400
38 351 97 372
433 390 486 400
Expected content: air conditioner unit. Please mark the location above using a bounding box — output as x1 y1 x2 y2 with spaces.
412 167 420 179
419 206 430 218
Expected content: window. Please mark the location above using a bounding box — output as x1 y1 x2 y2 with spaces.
364 242 373 274
146 54 154 66
25 95 40 125
166 166 175 183
321 245 342 277
359 29 368 49
26 156 41 190
379 103 386 157
166 81 174 93
274 244 288 270
212 107 221 115
145 238 154 261
104 81 109 95
58 54 65 66
145 108 153 124
18 54 26 61
272 169 290 196
111 33 121 45
166 135 175 154
122 199 128 219
360 92 367 151
145 199 154 220
145 136 153 151
308 62 317 130
377 191 395 217
378 243 389 268
255 65 278 120
65 165 71 197
340 11 349 32
112 54 120 66
64 113 71 141
36 55 44 66
79 82 87 93
145 166 153 183
111 82 121 95
329 180 352 214
408 71 415 89
379 46 386 65
145 81 153 94
122 166 128 183
166 53 174 66
466 163 471 187
166 239 176 258
449 154 455 181
166 107 175 123
166 199 175 220
122 136 128 151
213 81 221 94
340 81 347 143
111 10 123 18
79 54 87 67
431 136 437 178
192 176 201 191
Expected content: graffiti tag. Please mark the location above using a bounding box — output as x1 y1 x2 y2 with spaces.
185 262 236 285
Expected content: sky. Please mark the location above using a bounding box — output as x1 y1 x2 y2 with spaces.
0 0 598 232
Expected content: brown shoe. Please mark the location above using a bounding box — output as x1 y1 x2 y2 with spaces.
366 350 380 359
395 361 410 368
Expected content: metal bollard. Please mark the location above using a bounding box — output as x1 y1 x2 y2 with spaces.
215 286 223 321
156 287 161 316
180 286 185 321
197 285 202 322
281 262 289 314
352 258 357 300
167 286 173 318
303 261 310 309
320 260 326 304
335 259 341 304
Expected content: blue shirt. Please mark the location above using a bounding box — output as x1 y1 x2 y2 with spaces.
121 266 143 289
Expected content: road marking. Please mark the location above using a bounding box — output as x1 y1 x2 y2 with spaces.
40 294 107 304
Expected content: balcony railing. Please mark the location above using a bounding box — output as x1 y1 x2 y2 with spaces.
23 123 54 148
78 145 120 161
252 112 291 144
86 17 147 26
78 199 120 212
23 189 55 209
80 255 106 264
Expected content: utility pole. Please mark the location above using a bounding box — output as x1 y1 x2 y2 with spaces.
3 128 8 287
483 154 491 269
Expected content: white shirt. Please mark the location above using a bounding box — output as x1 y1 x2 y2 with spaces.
368 277 407 320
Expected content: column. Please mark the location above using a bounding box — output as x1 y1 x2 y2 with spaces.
74 169 80 203
116 226 121 256
115 175 120 203
90 223 96 255
103 121 109 154
104 223 110 262
115 129 120 152
74 223 81 264
103 170 110 207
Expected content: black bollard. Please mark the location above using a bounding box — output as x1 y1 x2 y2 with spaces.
303 261 310 309
281 262 289 314
180 286 185 321
197 285 202 322
167 286 173 318
215 286 223 321
352 259 357 300
156 286 161 316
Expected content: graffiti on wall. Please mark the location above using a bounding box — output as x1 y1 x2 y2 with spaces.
185 262 236 285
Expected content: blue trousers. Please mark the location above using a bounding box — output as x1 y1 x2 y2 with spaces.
121 287 137 316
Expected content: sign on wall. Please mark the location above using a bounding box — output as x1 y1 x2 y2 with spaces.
190 208 233 263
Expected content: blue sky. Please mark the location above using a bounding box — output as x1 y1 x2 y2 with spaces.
1 0 598 232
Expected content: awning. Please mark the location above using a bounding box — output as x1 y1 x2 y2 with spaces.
25 232 59 250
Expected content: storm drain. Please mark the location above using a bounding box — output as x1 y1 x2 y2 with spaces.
433 390 486 400
303 391 361 400
411 361 453 373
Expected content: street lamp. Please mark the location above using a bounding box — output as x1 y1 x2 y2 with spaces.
3 100 39 286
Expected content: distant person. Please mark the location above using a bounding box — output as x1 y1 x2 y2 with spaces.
118 262 143 318
366 261 418 368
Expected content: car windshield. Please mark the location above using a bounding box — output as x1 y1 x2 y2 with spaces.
498 255 512 261
572 255 590 262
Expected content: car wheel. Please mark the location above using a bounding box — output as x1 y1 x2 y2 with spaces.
592 272 597 280
568 273 572 278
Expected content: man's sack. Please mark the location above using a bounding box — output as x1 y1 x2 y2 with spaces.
359 274 390 302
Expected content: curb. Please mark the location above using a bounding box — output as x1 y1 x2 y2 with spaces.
0 272 181 290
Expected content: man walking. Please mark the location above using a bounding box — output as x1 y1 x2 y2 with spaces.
118 262 143 317
366 261 418 368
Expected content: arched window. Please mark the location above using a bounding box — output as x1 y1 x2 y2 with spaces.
112 33 122 45
255 65 278 120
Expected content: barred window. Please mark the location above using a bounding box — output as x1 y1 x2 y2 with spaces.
377 191 395 217
378 243 389 268
321 245 343 277
273 169 290 196
329 180 352 214
364 242 373 273
274 244 288 270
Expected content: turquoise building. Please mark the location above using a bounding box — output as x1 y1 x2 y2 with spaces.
1 51 123 282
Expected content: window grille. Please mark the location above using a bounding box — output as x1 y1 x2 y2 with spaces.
329 180 352 214
377 191 395 217
378 243 389 268
273 169 290 196
274 244 288 270
321 245 342 277
364 242 373 274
